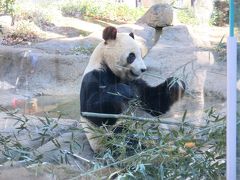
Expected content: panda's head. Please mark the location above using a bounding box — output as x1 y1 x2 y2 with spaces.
101 26 147 81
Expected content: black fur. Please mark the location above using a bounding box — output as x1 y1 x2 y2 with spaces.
80 65 185 126
127 52 136 64
133 77 185 116
102 26 117 44
129 32 134 39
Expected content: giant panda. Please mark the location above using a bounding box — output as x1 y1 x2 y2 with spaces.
80 26 185 153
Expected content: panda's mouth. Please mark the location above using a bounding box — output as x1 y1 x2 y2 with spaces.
130 70 140 77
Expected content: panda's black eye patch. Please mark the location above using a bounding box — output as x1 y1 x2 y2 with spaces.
127 53 136 64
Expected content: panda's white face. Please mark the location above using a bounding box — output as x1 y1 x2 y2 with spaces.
103 33 147 81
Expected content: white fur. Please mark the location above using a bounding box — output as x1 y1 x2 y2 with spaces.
83 33 146 80
80 117 105 153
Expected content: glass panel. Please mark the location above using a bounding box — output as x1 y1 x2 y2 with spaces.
0 0 229 179
236 0 240 178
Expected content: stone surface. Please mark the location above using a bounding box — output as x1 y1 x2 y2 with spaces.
0 46 88 95
136 3 173 28
0 112 94 166
0 166 50 180
32 36 101 55
142 25 226 124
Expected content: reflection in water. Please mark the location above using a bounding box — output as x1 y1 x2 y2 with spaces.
0 88 224 124
0 90 80 119
15 50 39 89
11 97 38 114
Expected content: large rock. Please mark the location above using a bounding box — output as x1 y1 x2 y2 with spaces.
142 25 226 124
0 112 93 166
0 46 89 95
32 36 101 55
137 3 173 28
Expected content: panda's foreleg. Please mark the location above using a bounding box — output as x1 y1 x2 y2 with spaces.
135 77 185 116
163 77 186 103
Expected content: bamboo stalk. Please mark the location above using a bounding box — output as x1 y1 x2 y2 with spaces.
63 150 96 165
81 112 201 127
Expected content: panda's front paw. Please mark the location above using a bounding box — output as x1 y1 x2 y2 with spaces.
165 77 185 102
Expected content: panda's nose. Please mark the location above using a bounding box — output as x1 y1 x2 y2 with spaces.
141 68 146 73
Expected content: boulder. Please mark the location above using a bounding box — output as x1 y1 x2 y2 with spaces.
142 25 226 125
136 3 173 28
32 36 101 55
0 46 89 95
0 112 94 166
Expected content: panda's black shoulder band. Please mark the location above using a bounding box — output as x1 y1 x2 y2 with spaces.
103 26 117 44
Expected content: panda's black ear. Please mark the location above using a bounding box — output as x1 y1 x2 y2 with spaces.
103 26 117 44
129 32 134 39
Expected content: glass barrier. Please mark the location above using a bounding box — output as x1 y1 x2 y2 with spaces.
236 0 240 178
0 1 229 179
